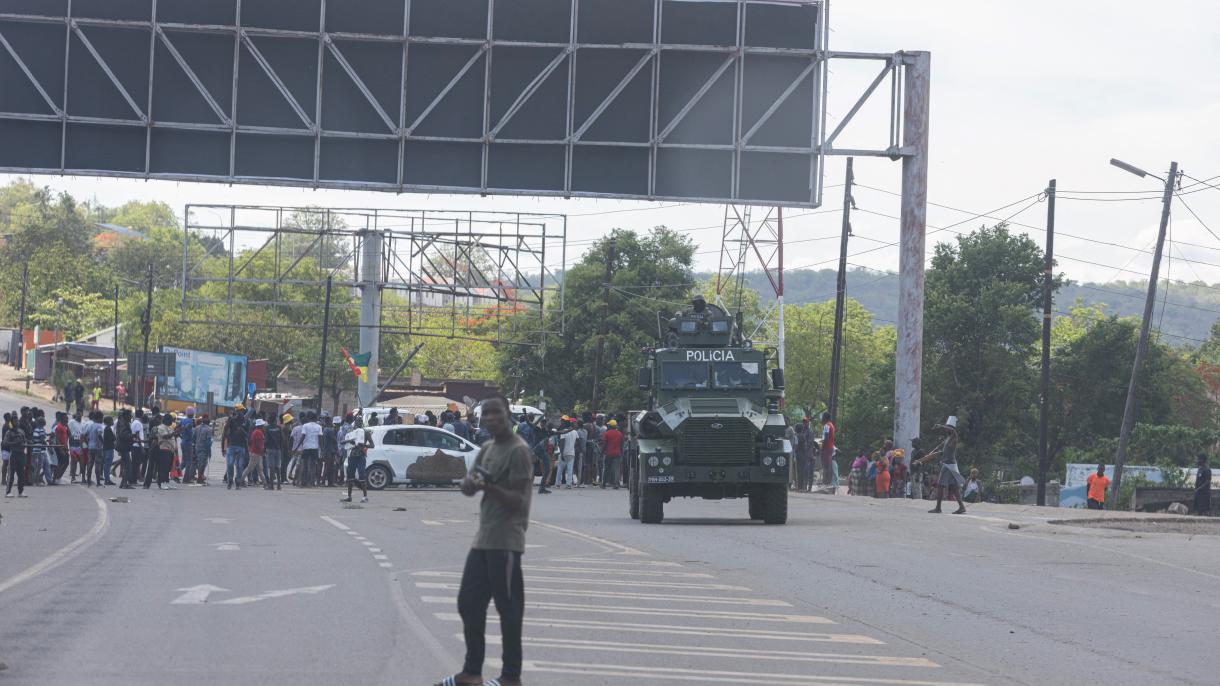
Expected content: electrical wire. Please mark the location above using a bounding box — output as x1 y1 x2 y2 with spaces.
1172 191 1220 247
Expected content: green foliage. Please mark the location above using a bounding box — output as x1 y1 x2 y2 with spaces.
498 227 695 412
922 224 1063 470
28 286 115 340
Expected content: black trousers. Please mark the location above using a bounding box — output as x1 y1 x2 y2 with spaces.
143 448 170 487
1087 498 1104 510
5 454 27 494
117 448 133 485
458 548 524 680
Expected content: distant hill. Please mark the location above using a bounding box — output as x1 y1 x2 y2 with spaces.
718 269 1220 346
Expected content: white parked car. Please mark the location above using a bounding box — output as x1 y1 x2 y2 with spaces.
342 424 479 490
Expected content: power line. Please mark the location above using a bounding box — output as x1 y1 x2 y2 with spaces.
1172 191 1220 247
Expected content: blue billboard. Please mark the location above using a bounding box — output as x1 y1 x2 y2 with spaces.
160 346 248 408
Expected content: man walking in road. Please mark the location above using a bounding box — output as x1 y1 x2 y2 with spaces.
1086 464 1109 510
340 420 372 504
601 419 623 489
434 395 532 686
916 418 966 515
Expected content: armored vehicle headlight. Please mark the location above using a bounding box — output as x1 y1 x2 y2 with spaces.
762 456 774 466
776 455 787 467
662 456 672 466
648 456 660 467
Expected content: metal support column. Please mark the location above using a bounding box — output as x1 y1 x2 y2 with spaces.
894 52 930 453
357 231 382 407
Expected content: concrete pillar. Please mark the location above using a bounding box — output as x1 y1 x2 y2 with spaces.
358 230 382 407
895 51 930 452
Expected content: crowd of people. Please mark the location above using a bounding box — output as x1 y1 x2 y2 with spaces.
509 411 625 495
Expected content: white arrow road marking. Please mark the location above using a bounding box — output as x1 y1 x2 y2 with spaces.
213 542 240 551
214 585 335 605
203 517 232 525
172 585 229 604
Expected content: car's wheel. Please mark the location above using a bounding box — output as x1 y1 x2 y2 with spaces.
628 461 640 520
366 464 391 491
762 483 788 524
748 492 764 520
640 484 664 524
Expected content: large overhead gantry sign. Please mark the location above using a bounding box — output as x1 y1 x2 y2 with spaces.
0 0 826 206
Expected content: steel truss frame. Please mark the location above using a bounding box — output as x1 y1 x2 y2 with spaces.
0 0 833 207
182 204 566 346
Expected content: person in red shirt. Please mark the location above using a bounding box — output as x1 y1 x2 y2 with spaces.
53 413 71 482
601 419 624 489
1086 464 1109 510
243 419 266 487
819 411 835 486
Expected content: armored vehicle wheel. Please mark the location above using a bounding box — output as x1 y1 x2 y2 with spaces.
761 484 787 524
628 463 640 519
748 492 764 520
640 484 664 524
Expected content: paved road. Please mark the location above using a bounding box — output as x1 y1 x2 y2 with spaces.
1 411 1215 684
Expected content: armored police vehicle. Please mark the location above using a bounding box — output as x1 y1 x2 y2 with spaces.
628 296 790 524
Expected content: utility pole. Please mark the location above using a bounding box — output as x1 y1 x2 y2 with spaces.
112 284 119 413
1036 179 1056 506
828 158 855 421
1112 161 1178 503
590 235 618 413
138 264 153 412
317 276 333 414
16 262 29 368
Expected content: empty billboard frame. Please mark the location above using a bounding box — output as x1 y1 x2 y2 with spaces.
0 0 826 206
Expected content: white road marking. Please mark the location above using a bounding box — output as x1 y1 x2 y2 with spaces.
411 570 748 591
0 485 109 596
420 597 833 624
522 565 713 578
547 557 681 567
171 585 228 605
361 541 376 547
525 544 546 548
354 536 368 542
320 515 350 531
379 562 393 568
214 585 335 605
487 659 984 686
368 547 382 553
414 583 789 606
421 519 444 526
212 542 240 552
374 554 388 560
203 517 232 525
433 613 878 644
481 635 938 667
530 520 647 556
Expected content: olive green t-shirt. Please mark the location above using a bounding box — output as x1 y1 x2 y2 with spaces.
472 435 534 553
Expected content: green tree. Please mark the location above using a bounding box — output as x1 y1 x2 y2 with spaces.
499 227 695 412
922 224 1064 470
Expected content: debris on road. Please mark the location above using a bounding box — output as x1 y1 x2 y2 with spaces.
393 507 407 512
1008 523 1020 530
110 497 130 503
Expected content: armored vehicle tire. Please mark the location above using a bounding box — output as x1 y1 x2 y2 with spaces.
628 464 640 519
640 484 664 524
761 484 787 524
748 492 764 520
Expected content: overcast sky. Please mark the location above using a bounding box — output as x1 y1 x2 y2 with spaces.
4 0 1219 290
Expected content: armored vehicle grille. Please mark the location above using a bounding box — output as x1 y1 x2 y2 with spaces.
687 398 740 415
678 417 754 464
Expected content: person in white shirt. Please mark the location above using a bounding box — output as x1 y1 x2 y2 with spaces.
294 412 323 487
556 420 580 489
130 410 146 485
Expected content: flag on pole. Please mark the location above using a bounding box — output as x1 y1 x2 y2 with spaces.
341 348 371 382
